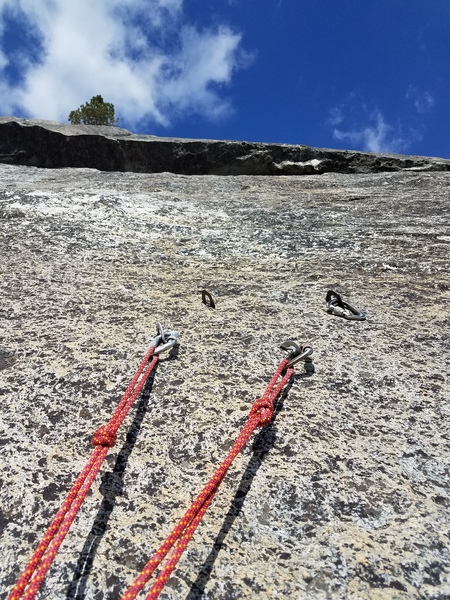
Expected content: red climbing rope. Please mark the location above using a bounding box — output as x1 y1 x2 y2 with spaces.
9 328 178 600
120 357 296 600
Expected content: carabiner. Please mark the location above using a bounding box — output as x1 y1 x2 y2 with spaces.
280 340 313 367
325 290 366 321
154 331 179 354
150 323 179 355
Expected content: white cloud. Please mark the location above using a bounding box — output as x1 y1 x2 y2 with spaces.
161 25 243 120
333 111 411 154
406 86 435 114
0 0 245 127
326 105 344 127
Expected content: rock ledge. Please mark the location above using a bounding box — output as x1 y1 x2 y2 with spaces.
1 116 449 175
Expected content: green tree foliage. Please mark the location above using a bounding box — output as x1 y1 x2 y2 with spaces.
68 95 118 126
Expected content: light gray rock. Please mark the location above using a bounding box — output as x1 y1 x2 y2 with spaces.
1 117 450 175
0 163 449 599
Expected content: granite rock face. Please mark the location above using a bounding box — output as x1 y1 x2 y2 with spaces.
0 162 449 600
1 117 450 175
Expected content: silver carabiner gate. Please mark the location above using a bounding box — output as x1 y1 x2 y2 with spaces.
325 290 366 321
150 323 179 355
280 340 314 367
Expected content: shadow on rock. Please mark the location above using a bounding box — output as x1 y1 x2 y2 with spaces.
65 367 158 600
186 361 314 599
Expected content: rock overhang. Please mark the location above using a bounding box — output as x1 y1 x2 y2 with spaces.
1 116 450 175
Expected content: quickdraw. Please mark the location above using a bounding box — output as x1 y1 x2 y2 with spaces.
325 290 366 321
9 328 312 600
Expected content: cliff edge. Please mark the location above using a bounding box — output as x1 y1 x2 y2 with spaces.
1 116 450 174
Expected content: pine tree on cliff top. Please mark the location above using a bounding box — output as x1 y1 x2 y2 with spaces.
68 95 118 126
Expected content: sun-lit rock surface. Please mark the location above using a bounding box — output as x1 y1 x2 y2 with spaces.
0 161 449 599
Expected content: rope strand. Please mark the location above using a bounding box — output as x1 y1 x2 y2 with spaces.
121 359 293 600
9 347 160 600
9 336 305 600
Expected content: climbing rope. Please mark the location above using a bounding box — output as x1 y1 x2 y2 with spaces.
120 340 313 600
9 334 311 600
8 326 178 600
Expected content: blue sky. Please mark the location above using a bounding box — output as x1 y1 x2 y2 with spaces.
0 0 448 157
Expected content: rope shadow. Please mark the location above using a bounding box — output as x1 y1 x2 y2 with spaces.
186 361 314 599
65 365 159 600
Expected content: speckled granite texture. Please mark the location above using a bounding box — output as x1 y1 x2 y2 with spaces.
0 165 449 599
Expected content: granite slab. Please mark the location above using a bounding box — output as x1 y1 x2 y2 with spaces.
0 165 449 599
